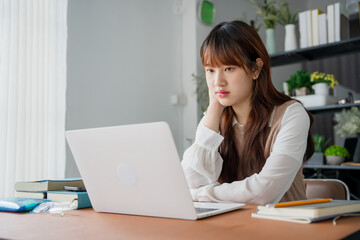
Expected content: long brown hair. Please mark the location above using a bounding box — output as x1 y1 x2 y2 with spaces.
200 21 314 183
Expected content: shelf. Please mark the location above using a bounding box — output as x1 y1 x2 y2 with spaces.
270 37 360 67
307 103 360 114
303 164 360 170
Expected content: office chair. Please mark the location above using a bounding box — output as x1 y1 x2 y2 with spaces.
304 179 350 200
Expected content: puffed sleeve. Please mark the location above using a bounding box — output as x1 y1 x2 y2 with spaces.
181 117 224 189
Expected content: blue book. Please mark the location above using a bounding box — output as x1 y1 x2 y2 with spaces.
47 191 92 209
0 198 50 212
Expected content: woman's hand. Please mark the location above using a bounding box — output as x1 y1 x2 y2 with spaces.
203 89 225 133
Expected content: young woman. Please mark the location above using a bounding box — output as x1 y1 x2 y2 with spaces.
181 21 314 205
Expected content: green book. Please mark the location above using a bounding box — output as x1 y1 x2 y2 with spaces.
47 191 91 209
15 178 84 192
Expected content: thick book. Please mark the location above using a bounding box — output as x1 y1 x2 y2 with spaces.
15 191 47 199
47 191 92 209
252 200 360 224
15 178 84 192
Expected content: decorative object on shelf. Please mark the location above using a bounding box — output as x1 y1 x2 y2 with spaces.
274 0 299 51
199 0 215 25
307 134 331 165
286 70 311 96
334 107 360 163
249 0 278 54
310 71 339 95
324 145 350 165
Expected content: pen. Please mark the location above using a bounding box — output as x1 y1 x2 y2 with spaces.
266 198 332 208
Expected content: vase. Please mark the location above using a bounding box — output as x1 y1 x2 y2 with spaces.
312 83 329 95
353 133 360 163
266 28 276 54
284 24 297 51
295 87 309 96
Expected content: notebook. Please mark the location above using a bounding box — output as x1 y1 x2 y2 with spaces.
65 121 245 220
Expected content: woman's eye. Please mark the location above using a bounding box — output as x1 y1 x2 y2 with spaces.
225 67 233 71
206 69 214 73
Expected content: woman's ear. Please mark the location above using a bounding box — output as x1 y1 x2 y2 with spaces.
252 58 264 79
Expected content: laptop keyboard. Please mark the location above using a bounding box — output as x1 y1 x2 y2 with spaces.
195 207 218 214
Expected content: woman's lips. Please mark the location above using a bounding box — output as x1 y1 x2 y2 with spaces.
216 91 229 98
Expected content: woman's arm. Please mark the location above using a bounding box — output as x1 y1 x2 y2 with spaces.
181 117 224 189
189 102 310 205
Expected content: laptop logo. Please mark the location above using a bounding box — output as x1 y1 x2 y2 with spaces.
116 163 138 187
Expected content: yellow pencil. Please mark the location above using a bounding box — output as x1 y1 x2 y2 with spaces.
266 198 332 208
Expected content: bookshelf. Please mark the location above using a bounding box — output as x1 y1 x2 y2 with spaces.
270 37 360 67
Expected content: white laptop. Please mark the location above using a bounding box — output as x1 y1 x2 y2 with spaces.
65 121 245 220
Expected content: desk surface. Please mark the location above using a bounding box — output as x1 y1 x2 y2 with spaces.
1 205 360 240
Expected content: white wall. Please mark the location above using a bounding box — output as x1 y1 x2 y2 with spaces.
66 0 192 177
65 0 321 177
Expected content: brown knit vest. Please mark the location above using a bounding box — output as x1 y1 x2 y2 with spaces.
264 100 307 202
233 100 307 202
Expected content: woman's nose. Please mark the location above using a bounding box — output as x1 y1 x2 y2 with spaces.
214 72 226 87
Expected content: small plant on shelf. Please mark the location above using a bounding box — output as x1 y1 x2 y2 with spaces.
324 145 350 165
286 70 312 96
324 145 350 158
249 0 278 29
334 107 360 138
313 134 331 153
274 0 298 26
310 71 339 88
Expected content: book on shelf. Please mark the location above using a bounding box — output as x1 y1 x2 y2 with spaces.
252 200 360 224
318 13 328 45
299 11 308 48
327 4 335 43
334 2 349 42
47 191 92 209
15 191 47 199
15 178 84 192
311 9 324 46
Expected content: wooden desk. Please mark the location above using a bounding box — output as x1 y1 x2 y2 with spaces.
1 206 359 240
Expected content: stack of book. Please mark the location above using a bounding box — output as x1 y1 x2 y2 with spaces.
252 199 360 224
298 2 350 49
15 178 91 209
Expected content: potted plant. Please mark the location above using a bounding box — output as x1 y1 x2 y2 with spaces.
307 135 331 165
249 0 278 54
286 70 312 96
310 71 339 95
324 145 350 165
274 0 299 51
334 107 360 162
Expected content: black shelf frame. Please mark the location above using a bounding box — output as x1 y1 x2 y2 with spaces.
307 103 360 114
270 37 360 67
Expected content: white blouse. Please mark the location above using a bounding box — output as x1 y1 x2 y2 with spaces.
181 102 310 205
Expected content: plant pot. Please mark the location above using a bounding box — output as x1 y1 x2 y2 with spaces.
295 87 310 96
312 83 329 95
306 152 324 165
284 24 297 51
325 155 345 165
266 28 276 54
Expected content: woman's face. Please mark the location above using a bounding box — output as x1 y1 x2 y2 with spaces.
204 63 255 109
